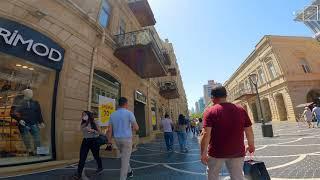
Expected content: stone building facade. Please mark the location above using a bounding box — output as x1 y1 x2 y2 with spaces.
0 0 188 171
225 35 320 123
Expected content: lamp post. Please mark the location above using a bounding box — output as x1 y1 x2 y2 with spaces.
249 73 274 137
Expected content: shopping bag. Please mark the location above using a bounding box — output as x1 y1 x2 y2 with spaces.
243 160 271 180
96 135 108 146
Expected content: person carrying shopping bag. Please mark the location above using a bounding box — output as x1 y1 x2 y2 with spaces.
200 86 255 180
73 111 103 179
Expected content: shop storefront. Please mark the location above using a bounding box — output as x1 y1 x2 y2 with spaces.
134 90 147 137
0 17 64 166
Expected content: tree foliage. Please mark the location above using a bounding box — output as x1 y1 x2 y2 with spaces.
190 112 203 119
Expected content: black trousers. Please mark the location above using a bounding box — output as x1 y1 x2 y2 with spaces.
77 138 102 176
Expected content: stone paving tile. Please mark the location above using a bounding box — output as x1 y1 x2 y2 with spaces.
268 155 320 178
252 156 298 169
3 122 320 179
256 144 320 156
4 169 78 180
282 137 320 145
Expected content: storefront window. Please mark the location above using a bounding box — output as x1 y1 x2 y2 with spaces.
0 53 55 166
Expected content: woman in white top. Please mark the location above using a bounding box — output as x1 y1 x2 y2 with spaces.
302 106 313 128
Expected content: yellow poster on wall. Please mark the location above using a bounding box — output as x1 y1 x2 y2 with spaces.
151 111 156 126
98 95 115 126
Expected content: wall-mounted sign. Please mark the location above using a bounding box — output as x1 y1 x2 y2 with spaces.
135 90 147 104
98 95 116 127
0 17 65 70
151 111 156 126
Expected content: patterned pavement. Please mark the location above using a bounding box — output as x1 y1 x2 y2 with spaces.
1 122 320 180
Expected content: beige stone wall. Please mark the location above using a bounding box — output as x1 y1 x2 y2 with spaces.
0 0 189 165
0 0 103 160
225 35 320 123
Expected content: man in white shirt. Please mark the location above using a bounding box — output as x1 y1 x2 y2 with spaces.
161 114 174 151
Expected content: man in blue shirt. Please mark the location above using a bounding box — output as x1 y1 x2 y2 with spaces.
107 97 139 180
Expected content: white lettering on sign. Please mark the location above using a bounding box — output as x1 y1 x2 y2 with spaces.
0 27 62 62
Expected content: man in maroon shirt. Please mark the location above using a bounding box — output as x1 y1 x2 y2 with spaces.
200 86 255 180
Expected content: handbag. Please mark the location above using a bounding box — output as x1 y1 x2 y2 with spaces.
243 160 271 180
312 114 317 122
96 135 108 146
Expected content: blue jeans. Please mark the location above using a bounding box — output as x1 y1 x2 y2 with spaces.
19 124 41 152
164 132 174 150
318 119 320 127
177 131 187 151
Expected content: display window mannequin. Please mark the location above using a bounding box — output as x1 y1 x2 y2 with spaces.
10 88 45 156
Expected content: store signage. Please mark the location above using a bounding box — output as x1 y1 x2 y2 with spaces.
98 95 116 127
0 17 64 70
135 90 147 104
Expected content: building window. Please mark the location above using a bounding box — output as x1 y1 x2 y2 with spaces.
245 80 251 92
267 61 277 79
91 70 121 119
257 68 266 85
239 82 244 94
119 19 126 35
0 53 56 166
300 59 312 73
99 0 111 28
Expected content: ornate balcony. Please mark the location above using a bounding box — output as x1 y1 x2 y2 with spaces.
162 49 171 65
114 29 167 78
127 0 156 27
168 68 177 76
234 88 255 101
159 81 180 99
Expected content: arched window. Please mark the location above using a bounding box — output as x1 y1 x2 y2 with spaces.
300 59 311 73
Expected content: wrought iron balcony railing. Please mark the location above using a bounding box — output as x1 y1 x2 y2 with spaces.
233 88 255 101
114 29 167 78
159 81 180 99
114 29 166 63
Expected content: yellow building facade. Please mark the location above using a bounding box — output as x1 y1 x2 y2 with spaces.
225 35 320 123
0 0 188 173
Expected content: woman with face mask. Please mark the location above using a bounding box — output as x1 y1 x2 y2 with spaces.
73 111 103 179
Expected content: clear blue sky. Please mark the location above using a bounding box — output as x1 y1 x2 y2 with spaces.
148 0 313 110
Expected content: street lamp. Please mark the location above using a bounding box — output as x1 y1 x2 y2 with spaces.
249 73 274 137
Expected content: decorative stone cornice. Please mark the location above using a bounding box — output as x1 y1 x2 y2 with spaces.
54 0 104 34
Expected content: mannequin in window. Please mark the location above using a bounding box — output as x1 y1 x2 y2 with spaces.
10 89 45 156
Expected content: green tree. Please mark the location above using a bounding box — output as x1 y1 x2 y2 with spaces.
190 113 203 119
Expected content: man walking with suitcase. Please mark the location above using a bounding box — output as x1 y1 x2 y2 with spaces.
200 86 255 180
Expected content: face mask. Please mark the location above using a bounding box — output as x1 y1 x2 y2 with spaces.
82 115 88 121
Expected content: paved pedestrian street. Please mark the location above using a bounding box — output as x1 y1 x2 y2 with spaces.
2 122 320 180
